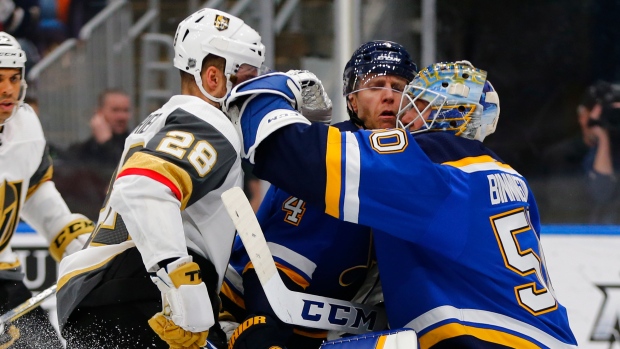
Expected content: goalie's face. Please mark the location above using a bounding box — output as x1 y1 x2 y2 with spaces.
0 68 21 123
347 74 409 129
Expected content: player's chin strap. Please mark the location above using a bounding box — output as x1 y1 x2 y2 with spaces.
194 73 227 105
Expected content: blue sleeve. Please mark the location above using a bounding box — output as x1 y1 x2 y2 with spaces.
253 122 330 210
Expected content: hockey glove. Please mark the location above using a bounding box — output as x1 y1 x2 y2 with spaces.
49 217 94 262
0 324 19 349
149 256 214 348
228 314 287 349
224 72 310 163
286 70 332 124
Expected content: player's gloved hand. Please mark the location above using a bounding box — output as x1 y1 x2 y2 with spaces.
148 314 207 349
228 314 287 349
285 70 332 124
149 256 214 348
0 324 20 349
49 216 94 262
224 73 310 163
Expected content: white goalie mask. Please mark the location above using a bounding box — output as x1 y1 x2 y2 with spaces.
0 31 27 125
173 8 265 104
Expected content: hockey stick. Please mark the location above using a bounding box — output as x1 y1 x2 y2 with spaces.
0 283 57 334
221 187 388 334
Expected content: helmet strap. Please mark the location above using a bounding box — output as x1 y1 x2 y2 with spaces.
345 96 367 129
194 72 226 105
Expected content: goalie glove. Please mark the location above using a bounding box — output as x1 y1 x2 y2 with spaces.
285 70 332 124
149 256 214 348
48 216 94 262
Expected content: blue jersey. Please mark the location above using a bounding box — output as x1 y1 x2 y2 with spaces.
222 121 377 343
245 103 577 348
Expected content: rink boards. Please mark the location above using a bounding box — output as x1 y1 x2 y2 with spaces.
14 223 620 348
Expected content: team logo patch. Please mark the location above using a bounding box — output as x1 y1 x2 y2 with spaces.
0 180 22 253
214 15 230 31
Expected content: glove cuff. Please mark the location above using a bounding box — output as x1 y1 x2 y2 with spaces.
169 261 203 288
49 217 94 262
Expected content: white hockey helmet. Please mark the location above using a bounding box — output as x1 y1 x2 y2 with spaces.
0 31 27 125
173 8 265 104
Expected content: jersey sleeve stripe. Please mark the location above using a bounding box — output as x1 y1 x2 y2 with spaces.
443 155 519 175
343 132 361 223
267 241 317 278
325 126 342 218
117 152 193 208
220 281 246 309
25 165 53 201
419 322 541 349
118 168 182 201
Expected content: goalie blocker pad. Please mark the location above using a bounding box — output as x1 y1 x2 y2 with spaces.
224 72 310 163
319 329 418 349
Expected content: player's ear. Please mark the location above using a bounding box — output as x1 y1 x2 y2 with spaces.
202 66 222 92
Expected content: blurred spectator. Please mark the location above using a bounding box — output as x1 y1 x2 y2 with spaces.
580 81 620 223
64 88 131 168
542 81 620 224
38 0 69 54
37 0 106 55
0 0 41 71
54 88 131 220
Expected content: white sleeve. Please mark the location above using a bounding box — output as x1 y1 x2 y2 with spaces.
21 181 92 242
109 174 188 271
20 181 94 261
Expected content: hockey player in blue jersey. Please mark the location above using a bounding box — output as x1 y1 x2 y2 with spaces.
221 41 417 349
223 60 578 348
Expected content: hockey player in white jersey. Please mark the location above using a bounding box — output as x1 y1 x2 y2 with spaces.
0 32 94 348
56 8 264 349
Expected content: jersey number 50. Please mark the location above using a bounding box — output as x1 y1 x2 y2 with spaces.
490 207 558 316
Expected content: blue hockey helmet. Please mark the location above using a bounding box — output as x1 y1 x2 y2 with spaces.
397 60 500 141
343 40 417 127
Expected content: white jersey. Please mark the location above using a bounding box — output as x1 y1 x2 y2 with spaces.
0 104 93 280
57 95 243 327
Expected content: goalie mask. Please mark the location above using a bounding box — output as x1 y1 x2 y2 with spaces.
343 40 417 127
173 8 265 104
0 31 27 125
397 60 500 141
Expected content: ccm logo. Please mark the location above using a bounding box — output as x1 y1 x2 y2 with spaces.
301 300 379 330
0 53 17 56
